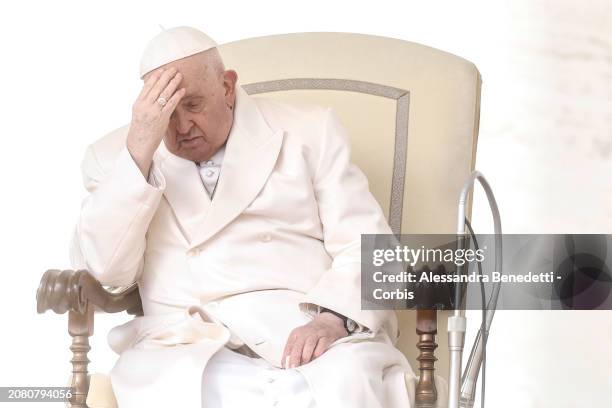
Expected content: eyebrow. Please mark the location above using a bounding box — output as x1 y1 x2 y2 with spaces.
182 95 204 101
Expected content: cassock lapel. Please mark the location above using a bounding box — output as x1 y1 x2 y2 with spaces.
156 141 211 243
156 86 283 248
192 86 284 247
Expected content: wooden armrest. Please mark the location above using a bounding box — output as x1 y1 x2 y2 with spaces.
36 269 142 408
36 269 143 316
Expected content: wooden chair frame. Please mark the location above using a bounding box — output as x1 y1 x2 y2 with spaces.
36 269 439 407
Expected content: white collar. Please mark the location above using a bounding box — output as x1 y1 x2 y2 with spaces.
198 144 226 167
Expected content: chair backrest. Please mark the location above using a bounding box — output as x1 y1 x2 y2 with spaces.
219 32 481 384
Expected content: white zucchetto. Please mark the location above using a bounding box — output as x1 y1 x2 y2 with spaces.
139 26 218 78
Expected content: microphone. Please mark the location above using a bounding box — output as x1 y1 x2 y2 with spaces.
447 171 502 408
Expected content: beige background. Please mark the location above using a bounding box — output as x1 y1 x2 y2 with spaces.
0 1 610 407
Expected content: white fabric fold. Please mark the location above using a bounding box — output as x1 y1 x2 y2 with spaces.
108 305 230 354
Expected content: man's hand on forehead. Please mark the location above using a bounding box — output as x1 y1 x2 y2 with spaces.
127 66 186 179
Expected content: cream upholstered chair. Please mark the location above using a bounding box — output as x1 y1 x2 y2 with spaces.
37 32 481 408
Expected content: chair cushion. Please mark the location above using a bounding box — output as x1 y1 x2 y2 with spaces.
86 373 118 408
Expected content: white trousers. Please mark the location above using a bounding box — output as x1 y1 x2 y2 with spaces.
201 347 317 408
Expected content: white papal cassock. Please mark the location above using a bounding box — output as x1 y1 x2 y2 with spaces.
70 84 416 408
202 347 315 408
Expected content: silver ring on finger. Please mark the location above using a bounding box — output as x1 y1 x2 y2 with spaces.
157 96 168 107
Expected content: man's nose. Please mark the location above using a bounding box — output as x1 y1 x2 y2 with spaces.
174 110 193 135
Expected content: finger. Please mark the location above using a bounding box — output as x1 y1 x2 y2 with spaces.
161 87 186 114
138 68 164 101
313 337 332 359
282 352 292 370
146 67 179 103
158 72 183 101
281 331 298 369
300 335 319 365
289 336 306 368
281 348 289 369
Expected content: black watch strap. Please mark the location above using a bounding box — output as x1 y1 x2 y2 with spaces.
320 307 351 332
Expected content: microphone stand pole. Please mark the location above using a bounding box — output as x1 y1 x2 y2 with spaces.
447 171 502 408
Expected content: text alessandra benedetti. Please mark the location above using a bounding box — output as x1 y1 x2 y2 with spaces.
372 270 556 283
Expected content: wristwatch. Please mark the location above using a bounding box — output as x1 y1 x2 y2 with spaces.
320 307 359 334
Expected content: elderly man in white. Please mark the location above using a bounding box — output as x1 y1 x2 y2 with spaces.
70 26 415 408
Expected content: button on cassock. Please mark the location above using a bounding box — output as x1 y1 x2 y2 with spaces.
259 233 272 243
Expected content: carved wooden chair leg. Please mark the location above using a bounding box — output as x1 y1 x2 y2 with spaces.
68 304 94 408
37 269 142 407
415 309 438 408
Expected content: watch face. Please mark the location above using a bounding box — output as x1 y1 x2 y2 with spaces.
346 319 358 333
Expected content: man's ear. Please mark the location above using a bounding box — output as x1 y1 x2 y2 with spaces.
222 70 238 99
